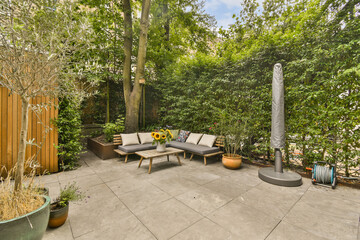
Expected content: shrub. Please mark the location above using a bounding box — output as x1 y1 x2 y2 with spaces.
56 96 83 171
103 116 125 142
56 182 84 207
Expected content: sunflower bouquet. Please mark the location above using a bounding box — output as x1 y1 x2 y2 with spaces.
151 129 173 145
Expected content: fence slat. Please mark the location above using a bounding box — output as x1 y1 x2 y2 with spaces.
0 87 58 175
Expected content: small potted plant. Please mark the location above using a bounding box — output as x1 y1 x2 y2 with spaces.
48 182 84 228
215 110 249 169
151 129 173 152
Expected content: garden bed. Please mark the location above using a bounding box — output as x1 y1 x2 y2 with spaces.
87 136 117 160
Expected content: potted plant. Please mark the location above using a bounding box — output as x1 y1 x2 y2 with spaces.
0 161 51 240
48 182 84 228
215 110 249 169
151 129 173 152
0 0 96 239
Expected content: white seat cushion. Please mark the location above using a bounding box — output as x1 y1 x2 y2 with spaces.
121 133 140 146
198 134 217 148
138 132 153 144
185 133 203 145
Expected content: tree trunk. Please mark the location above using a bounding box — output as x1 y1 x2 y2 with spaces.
123 0 152 133
163 1 170 42
14 98 29 191
301 134 307 170
106 78 110 123
122 0 133 110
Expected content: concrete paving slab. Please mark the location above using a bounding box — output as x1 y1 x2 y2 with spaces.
299 188 360 219
170 218 231 240
96 169 131 183
106 174 151 196
75 214 156 240
237 181 308 219
60 173 103 191
57 166 95 182
182 170 221 185
186 156 220 166
68 184 133 238
224 171 263 188
208 198 280 239
117 183 172 214
137 158 183 174
202 177 250 199
43 220 74 240
149 175 200 196
136 198 202 240
175 186 232 216
35 173 59 184
84 158 120 169
44 181 61 200
202 163 235 177
41 150 360 240
283 190 359 240
266 220 330 240
240 163 262 176
308 184 360 204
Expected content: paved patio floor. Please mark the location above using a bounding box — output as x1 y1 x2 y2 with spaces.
41 150 360 240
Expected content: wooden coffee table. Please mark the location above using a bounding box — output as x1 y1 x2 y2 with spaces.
136 147 184 174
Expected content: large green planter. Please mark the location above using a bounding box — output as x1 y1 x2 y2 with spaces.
0 195 50 240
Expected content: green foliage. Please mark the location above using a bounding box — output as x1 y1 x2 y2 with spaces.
56 96 83 171
212 110 250 156
158 51 273 159
157 0 360 175
147 0 216 73
57 182 84 207
78 0 125 124
103 116 125 142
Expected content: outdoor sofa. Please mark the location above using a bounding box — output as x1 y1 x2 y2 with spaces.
113 131 224 165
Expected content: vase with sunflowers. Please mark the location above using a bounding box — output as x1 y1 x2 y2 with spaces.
151 129 173 152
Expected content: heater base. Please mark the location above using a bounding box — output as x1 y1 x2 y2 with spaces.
258 167 302 187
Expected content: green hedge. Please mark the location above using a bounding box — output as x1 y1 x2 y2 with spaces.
56 96 83 171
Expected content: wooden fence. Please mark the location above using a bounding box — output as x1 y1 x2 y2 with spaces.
0 87 58 175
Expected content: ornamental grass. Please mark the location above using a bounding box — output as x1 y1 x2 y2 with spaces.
0 160 45 221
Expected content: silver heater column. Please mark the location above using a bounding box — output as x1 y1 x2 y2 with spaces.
258 63 302 187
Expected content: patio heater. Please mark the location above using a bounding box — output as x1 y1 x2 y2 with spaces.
139 77 146 129
258 63 302 187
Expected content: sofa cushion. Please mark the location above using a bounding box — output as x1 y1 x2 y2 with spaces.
176 130 191 142
138 132 153 144
169 141 219 155
121 133 140 146
118 143 155 153
186 133 203 145
198 134 217 148
170 129 179 140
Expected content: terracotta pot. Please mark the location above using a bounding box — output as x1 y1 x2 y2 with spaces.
222 154 242 169
48 202 69 228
